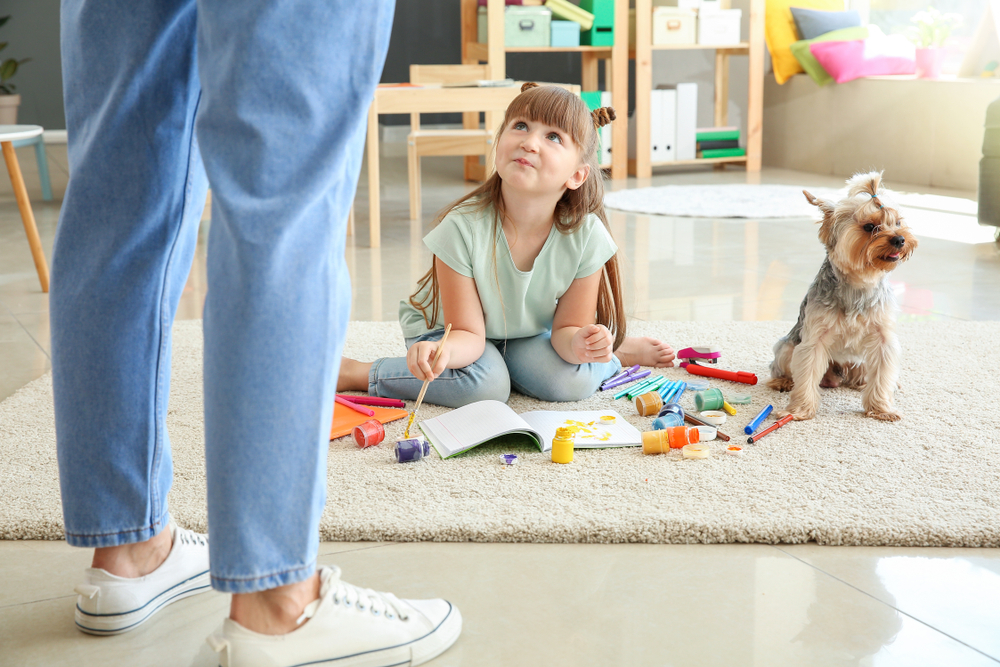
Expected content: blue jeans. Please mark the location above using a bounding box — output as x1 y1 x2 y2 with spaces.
369 330 622 408
51 0 394 593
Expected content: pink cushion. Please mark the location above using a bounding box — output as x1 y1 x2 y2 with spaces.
808 36 915 83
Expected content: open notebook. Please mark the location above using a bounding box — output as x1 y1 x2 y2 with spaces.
417 400 642 459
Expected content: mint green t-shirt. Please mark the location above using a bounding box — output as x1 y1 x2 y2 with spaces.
398 205 618 341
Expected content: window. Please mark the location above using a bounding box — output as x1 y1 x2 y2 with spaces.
849 0 988 75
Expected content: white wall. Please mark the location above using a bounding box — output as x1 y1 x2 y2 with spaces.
762 75 1000 192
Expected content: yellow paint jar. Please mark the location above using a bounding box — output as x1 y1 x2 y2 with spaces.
642 426 700 454
551 426 575 464
635 391 663 417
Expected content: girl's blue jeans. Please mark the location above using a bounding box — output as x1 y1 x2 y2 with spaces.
370 330 623 408
50 0 394 593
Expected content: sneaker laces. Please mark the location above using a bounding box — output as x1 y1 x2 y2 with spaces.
175 526 208 547
296 566 409 625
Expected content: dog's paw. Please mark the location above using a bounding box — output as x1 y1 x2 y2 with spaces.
866 409 901 422
779 405 815 421
767 377 794 392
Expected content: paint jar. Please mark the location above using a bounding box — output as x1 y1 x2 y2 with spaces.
635 391 663 417
694 388 725 411
652 402 684 430
641 426 700 455
682 443 711 459
394 437 431 463
353 419 385 448
551 426 575 464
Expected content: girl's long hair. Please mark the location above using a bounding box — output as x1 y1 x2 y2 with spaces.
408 83 627 351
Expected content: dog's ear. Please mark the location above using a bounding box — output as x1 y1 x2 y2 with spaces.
804 190 836 246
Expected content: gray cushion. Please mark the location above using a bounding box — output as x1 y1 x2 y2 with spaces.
790 7 862 40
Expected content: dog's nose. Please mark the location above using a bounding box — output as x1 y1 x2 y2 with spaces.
890 235 905 248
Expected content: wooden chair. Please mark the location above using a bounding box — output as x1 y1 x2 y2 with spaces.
1 125 50 292
407 64 497 220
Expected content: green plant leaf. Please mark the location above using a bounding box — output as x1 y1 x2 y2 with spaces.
0 16 10 29
0 59 16 82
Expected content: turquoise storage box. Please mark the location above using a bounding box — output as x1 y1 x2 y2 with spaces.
478 6 551 47
580 0 614 46
551 20 581 47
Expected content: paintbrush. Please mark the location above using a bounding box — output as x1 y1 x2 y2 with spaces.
403 323 452 439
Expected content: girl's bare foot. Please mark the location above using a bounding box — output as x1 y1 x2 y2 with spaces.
616 336 675 368
337 358 373 392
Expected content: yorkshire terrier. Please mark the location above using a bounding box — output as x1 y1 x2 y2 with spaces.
767 172 918 421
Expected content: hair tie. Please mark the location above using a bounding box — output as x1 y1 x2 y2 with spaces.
592 106 616 129
868 193 883 209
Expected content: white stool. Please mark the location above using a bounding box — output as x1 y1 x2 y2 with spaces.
1 125 49 292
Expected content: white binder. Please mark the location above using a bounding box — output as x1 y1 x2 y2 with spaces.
599 90 613 167
675 82 697 160
656 88 677 162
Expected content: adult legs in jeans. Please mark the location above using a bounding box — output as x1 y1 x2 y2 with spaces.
363 330 619 408
52 0 394 635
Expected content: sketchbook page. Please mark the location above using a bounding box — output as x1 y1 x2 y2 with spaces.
418 400 541 459
519 410 642 450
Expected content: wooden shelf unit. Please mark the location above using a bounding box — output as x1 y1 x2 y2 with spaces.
631 0 764 177
460 0 630 180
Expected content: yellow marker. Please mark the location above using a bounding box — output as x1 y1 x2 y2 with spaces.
551 426 575 464
722 400 737 416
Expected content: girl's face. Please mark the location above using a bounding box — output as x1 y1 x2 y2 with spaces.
495 117 590 197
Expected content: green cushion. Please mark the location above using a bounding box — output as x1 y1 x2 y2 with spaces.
790 26 870 86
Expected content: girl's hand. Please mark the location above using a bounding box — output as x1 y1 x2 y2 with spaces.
407 340 451 381
572 324 614 364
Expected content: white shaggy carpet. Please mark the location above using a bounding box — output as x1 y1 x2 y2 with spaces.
2 319 999 546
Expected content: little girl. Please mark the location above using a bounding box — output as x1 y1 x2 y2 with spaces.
339 83 674 408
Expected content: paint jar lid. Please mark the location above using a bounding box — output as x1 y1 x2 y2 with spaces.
727 393 752 404
685 379 710 392
696 425 717 441
700 410 728 425
682 443 711 459
500 454 519 465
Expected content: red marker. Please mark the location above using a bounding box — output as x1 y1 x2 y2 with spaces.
681 362 757 385
747 414 794 444
336 394 406 409
335 395 375 416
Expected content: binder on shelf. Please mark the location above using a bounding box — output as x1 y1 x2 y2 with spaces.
697 139 739 150
675 83 697 160
654 88 676 162
599 90 612 166
698 147 746 159
696 126 739 142
655 83 696 161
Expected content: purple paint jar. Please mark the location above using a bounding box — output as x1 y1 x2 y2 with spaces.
394 438 431 463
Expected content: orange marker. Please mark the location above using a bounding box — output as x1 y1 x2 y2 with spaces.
746 414 793 444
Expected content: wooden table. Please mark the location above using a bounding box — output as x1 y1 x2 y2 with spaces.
362 84 525 248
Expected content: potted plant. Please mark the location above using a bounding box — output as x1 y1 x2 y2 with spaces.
907 7 962 79
0 15 31 124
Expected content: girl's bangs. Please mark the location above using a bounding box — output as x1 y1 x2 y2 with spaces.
503 88 590 148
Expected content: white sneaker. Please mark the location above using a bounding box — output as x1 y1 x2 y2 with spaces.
206 566 462 667
74 523 211 635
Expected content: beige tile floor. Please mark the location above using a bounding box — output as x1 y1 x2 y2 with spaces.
2 143 1000 666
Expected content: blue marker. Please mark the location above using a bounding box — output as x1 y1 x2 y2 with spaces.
744 404 774 435
668 382 688 404
657 380 678 400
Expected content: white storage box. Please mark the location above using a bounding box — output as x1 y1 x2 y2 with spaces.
697 7 741 45
653 0 702 9
653 7 697 45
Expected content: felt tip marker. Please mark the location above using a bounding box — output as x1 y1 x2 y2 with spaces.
602 368 650 391
747 414 794 444
335 395 375 417
604 364 641 386
683 411 731 442
744 404 774 435
681 362 758 385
